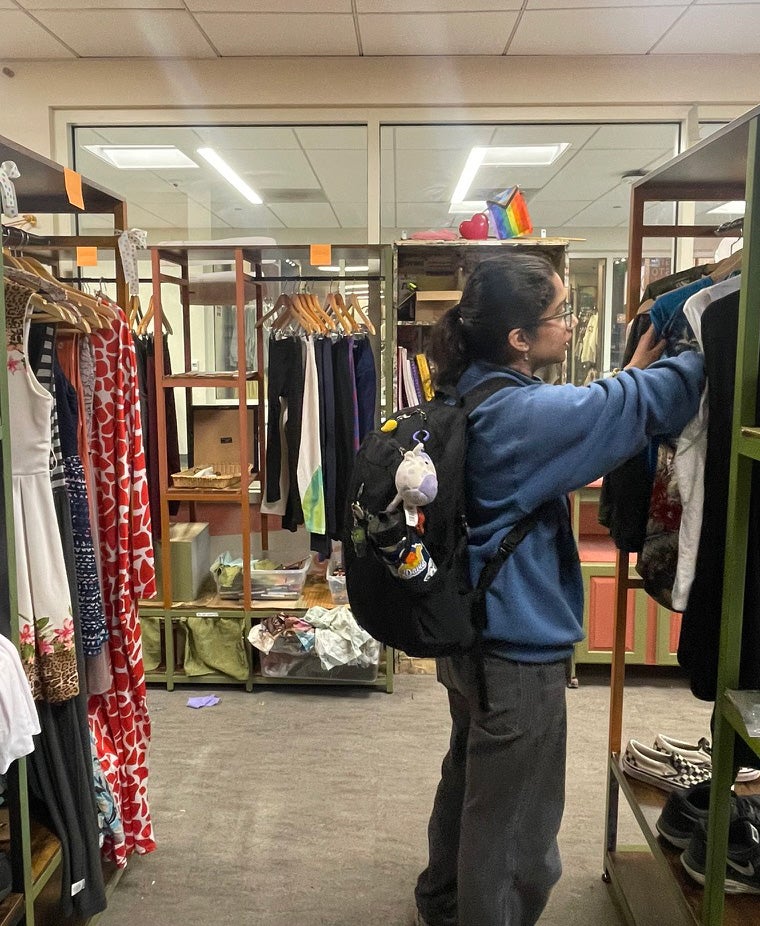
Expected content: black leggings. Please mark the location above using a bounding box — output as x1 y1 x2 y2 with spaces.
266 338 304 531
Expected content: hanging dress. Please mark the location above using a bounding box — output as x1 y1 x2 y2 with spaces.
88 307 157 866
4 281 78 703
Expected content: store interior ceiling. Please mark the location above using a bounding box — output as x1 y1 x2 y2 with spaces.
7 1 750 250
2 0 758 59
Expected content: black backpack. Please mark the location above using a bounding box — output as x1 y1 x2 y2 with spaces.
344 377 545 699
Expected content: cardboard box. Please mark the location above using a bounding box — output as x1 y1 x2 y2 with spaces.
154 522 211 603
192 405 258 472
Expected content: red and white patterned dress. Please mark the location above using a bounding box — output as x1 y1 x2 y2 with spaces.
88 307 157 867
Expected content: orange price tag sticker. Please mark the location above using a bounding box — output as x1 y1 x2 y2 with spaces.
76 247 98 267
63 168 85 210
310 243 331 266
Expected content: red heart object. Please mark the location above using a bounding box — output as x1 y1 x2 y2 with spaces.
459 212 489 240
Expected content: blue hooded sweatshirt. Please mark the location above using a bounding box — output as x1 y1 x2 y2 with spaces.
457 351 705 663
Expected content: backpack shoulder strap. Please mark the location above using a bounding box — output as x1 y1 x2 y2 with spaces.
475 501 552 595
461 375 519 416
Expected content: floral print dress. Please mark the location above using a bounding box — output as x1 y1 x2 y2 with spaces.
5 281 79 702
87 307 157 867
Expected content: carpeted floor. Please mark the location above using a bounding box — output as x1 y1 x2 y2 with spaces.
97 668 714 926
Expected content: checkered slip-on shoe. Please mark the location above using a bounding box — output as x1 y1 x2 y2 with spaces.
682 817 760 894
654 733 760 783
620 739 712 793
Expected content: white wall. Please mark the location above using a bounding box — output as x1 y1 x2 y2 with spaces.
0 55 757 159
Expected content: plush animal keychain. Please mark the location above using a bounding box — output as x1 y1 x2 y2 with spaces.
386 442 438 528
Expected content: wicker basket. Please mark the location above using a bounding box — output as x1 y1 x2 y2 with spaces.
171 463 249 490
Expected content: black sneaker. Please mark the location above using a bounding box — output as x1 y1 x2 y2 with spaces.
681 817 760 894
657 781 735 849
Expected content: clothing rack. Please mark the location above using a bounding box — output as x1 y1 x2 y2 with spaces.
0 134 128 926
605 103 760 926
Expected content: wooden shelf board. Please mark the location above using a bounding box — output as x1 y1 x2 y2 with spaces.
0 893 24 926
144 575 336 614
166 487 245 503
609 756 760 925
162 372 258 389
29 821 62 898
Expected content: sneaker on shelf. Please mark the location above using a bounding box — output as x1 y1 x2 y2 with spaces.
620 739 712 793
654 733 760 784
657 782 724 849
681 817 760 894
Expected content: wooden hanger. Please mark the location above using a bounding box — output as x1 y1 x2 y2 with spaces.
347 293 376 335
711 247 743 284
258 292 293 328
271 293 314 335
334 292 357 333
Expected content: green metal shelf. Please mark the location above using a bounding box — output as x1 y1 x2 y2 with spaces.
720 692 760 759
737 429 760 463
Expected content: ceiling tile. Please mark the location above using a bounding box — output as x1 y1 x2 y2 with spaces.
187 0 351 10
359 12 519 55
333 202 368 227
210 203 284 229
539 148 668 200
19 0 183 6
93 126 205 150
507 7 686 54
0 10 75 58
0 0 19 6
396 202 451 228
32 10 216 57
489 124 599 147
381 201 396 228
585 123 679 150
191 125 298 151
395 149 465 202
358 0 521 9
194 126 301 150
644 201 677 223
225 148 320 190
651 5 760 53
268 202 340 228
527 0 684 6
526 200 591 226
295 126 367 150
392 125 497 150
565 201 627 227
195 13 358 55
307 149 366 202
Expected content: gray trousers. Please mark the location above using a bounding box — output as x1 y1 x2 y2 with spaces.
415 653 568 926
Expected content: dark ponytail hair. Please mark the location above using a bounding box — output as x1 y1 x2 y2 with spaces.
428 252 557 388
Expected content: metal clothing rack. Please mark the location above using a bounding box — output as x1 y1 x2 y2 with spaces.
605 103 760 926
0 134 128 926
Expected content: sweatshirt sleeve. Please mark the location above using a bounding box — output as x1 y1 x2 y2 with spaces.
472 351 705 515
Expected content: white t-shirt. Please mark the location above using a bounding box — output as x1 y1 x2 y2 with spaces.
672 274 742 611
0 635 41 774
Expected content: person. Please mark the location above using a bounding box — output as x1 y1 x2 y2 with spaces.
413 253 705 926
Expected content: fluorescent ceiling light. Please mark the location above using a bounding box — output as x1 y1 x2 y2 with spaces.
84 145 198 170
450 143 570 204
448 200 487 215
197 147 263 205
707 201 746 215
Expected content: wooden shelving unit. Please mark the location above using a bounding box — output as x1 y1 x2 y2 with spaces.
605 103 760 926
144 243 393 694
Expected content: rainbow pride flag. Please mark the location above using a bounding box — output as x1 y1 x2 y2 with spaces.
487 186 533 239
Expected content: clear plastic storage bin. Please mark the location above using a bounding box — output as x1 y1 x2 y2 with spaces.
326 557 348 605
259 640 381 681
250 556 311 601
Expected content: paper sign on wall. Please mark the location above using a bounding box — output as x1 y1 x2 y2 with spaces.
310 243 331 266
76 247 98 267
63 168 85 210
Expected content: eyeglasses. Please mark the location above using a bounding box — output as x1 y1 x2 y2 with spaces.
533 307 577 330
